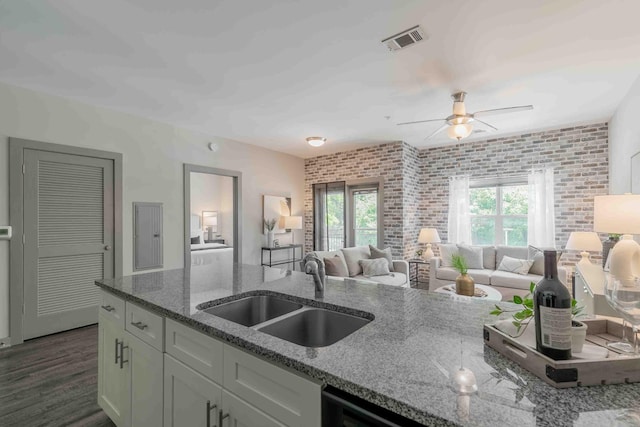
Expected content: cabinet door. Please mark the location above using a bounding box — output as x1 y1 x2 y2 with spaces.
126 331 163 427
98 315 129 427
220 390 286 427
164 354 222 427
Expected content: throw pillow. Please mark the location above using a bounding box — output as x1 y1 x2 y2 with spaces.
498 255 534 275
190 236 200 245
439 243 459 267
341 246 371 277
528 245 544 275
324 255 349 277
457 245 484 269
359 258 391 277
369 245 395 272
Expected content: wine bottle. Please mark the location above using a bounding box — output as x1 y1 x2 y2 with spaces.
534 250 572 360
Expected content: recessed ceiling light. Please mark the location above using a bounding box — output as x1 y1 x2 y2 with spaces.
306 137 326 147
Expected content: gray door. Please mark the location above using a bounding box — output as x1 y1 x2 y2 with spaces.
23 149 114 339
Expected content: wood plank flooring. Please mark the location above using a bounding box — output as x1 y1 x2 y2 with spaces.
0 325 114 427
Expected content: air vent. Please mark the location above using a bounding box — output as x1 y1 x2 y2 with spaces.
381 25 427 51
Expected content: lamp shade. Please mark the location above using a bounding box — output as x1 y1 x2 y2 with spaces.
418 228 441 244
594 195 640 235
203 214 217 227
284 215 302 230
565 232 602 252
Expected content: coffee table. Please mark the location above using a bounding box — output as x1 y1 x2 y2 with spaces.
434 284 502 301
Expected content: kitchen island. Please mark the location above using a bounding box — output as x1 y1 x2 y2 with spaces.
96 264 640 426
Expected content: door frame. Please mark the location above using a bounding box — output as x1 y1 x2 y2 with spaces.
183 164 242 268
9 138 123 345
345 177 384 248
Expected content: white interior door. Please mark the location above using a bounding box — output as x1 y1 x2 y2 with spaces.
23 149 114 339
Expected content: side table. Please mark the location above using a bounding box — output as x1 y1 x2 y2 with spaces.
261 244 303 271
407 258 429 288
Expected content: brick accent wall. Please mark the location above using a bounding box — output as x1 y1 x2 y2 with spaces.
418 122 609 267
303 122 609 273
304 142 405 257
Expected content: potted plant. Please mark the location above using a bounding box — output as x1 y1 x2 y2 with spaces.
490 282 587 352
451 254 474 296
264 218 276 247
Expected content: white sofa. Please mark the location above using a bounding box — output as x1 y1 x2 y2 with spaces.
429 245 568 301
308 246 410 287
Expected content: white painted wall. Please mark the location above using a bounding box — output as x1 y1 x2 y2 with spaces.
0 82 304 340
609 75 640 193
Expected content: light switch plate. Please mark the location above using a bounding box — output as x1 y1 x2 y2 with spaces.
0 226 12 240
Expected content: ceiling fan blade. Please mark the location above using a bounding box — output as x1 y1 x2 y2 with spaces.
424 123 449 140
472 105 533 117
397 118 446 126
473 118 498 131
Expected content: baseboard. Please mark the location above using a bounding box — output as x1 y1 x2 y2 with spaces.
0 336 11 349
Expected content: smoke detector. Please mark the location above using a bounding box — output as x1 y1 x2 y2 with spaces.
381 25 427 51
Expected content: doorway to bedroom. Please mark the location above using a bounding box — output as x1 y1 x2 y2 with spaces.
183 165 242 270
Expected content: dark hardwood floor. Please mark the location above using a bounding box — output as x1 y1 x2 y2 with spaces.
0 325 114 427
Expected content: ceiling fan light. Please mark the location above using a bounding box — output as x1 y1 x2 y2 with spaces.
306 136 326 147
448 123 473 140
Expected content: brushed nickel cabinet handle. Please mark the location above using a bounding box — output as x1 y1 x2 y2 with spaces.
131 321 148 330
114 338 120 364
104 245 112 251
119 341 128 369
206 400 217 427
219 411 229 427
101 305 115 312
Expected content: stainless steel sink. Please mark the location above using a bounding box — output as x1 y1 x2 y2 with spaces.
257 308 371 347
202 295 303 327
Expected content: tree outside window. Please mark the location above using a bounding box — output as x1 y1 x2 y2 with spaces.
470 184 528 246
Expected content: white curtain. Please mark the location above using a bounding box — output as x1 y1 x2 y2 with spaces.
448 176 471 244
528 168 556 247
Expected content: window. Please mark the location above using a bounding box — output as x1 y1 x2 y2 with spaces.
349 187 380 247
469 184 528 246
313 181 346 251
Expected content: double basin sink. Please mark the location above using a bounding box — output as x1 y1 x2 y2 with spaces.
197 293 373 347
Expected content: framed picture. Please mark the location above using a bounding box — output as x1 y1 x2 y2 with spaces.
263 195 291 234
632 151 640 193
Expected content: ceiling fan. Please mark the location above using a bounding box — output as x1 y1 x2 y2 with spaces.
397 92 533 141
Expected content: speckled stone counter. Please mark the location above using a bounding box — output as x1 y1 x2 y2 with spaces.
95 264 640 426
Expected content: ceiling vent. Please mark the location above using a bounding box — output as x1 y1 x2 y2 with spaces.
381 25 427 51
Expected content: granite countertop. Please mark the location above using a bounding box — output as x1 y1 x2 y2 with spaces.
95 264 640 426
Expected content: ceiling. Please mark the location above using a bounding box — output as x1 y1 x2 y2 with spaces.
1 0 640 158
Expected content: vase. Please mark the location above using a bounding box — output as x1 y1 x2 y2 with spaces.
571 320 588 353
267 231 274 248
455 274 475 296
602 235 620 269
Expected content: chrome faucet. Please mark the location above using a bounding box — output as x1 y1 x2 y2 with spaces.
303 253 325 298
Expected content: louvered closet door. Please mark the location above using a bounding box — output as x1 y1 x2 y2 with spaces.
23 149 114 340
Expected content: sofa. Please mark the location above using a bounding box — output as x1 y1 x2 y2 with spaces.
308 245 410 287
429 244 568 301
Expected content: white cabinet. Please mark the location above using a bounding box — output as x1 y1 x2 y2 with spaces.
127 331 164 427
98 313 129 426
98 291 163 427
99 291 322 427
164 354 222 427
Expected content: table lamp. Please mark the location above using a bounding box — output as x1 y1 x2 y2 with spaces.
565 232 603 267
203 213 218 241
418 228 441 260
594 194 640 287
284 216 302 245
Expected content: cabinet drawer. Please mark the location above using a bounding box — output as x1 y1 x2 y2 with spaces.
165 319 223 384
99 290 125 328
223 345 321 427
125 301 164 351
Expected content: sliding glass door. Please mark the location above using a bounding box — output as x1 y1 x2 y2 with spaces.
348 186 380 247
313 181 346 251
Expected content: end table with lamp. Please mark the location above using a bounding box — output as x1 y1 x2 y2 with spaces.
418 228 441 260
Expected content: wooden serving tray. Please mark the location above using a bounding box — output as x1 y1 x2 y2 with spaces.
483 317 640 388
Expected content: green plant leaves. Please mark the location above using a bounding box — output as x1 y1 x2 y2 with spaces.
513 295 523 304
529 281 536 293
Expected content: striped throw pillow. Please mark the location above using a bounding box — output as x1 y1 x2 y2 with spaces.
359 258 391 277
